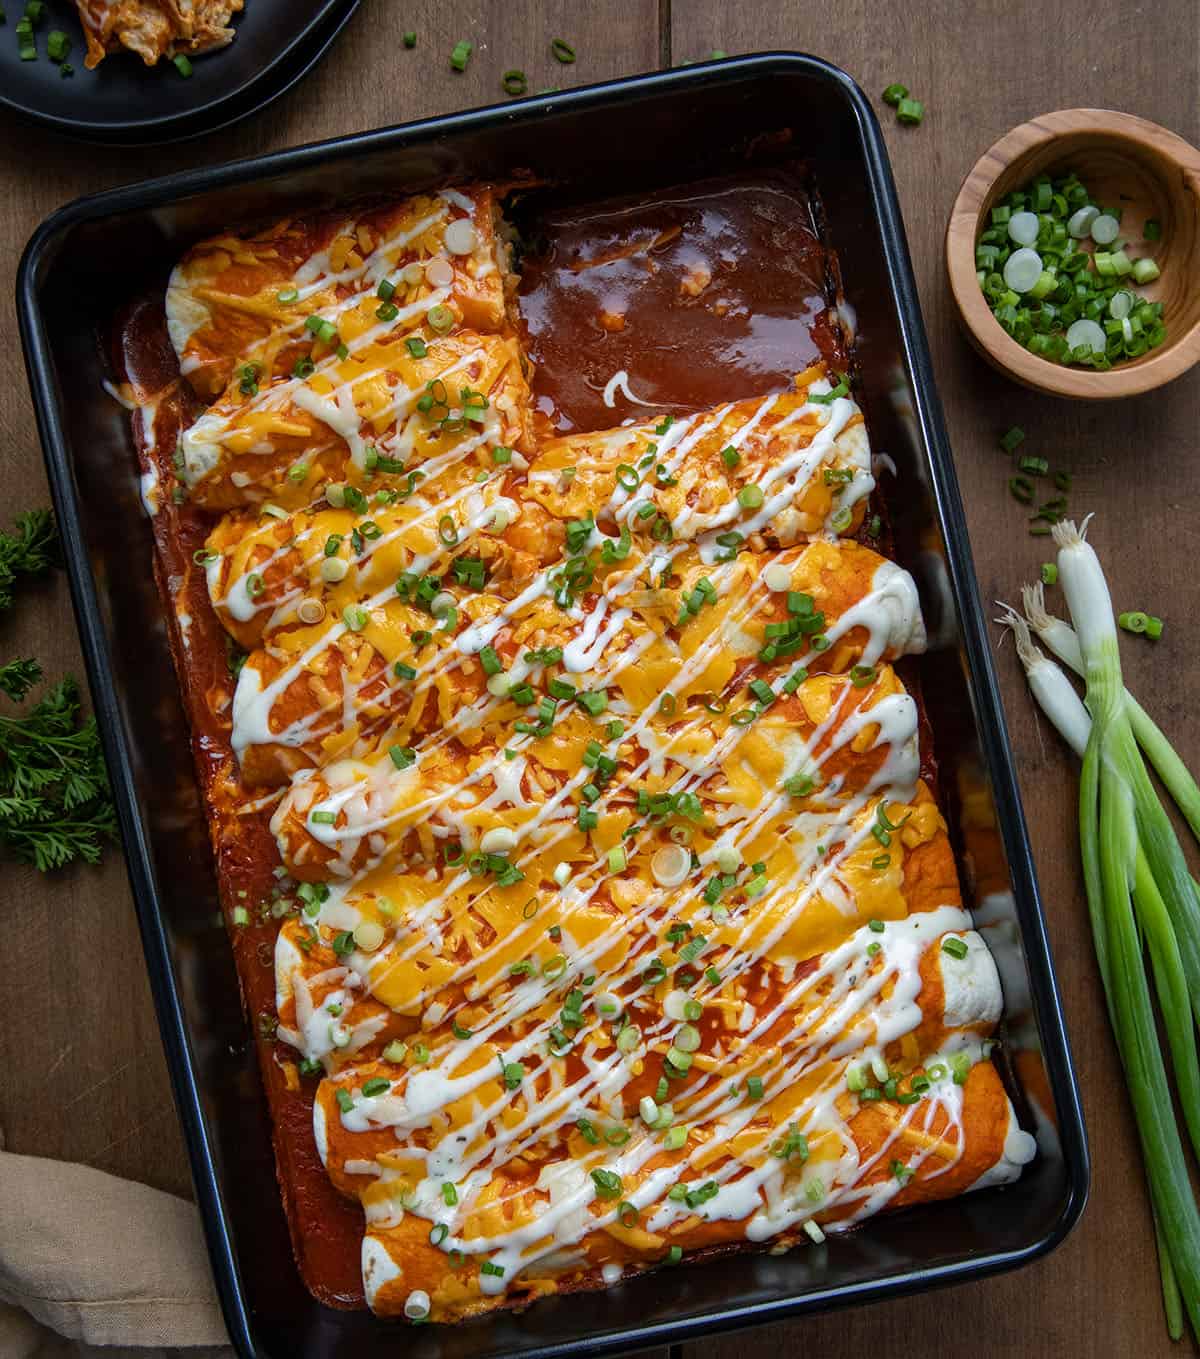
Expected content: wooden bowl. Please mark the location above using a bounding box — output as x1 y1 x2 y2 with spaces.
946 109 1200 399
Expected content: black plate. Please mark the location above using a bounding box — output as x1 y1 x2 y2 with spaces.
0 0 359 144
17 55 1088 1359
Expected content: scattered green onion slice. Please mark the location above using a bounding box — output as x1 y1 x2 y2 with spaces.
1119 610 1163 639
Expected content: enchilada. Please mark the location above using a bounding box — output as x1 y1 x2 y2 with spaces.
119 172 1033 1323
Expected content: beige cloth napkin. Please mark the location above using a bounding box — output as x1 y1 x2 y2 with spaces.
0 1136 233 1358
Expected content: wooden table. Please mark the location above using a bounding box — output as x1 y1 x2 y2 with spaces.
0 3 1197 1354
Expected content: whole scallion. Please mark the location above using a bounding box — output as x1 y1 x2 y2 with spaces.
998 521 1200 1338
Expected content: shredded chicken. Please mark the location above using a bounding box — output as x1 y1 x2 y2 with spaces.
75 0 244 70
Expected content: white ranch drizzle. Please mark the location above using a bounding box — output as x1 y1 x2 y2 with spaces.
160 217 1023 1311
601 370 661 408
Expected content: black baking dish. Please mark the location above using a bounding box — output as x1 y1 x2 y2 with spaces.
17 53 1088 1359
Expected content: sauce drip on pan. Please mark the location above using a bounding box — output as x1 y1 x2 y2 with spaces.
518 177 843 432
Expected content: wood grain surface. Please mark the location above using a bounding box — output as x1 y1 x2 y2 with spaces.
0 1 1197 1354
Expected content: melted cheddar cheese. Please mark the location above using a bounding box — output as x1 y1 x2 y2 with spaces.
139 182 1034 1324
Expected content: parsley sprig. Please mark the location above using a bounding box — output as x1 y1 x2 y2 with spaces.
0 661 116 871
0 509 56 612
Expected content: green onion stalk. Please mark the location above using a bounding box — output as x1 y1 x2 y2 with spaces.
1023 581 1200 1035
1000 608 1200 1160
1022 583 1200 850
996 517 1200 1339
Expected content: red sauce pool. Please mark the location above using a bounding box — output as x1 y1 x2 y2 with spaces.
517 175 843 433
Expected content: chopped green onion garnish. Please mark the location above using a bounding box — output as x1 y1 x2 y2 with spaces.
590 1168 622 1198
1119 610 1163 639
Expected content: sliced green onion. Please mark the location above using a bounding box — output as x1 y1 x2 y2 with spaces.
1090 213 1121 245
881 82 908 105
449 39 472 71
1119 610 1163 640
550 37 576 63
896 97 924 126
590 1168 622 1199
